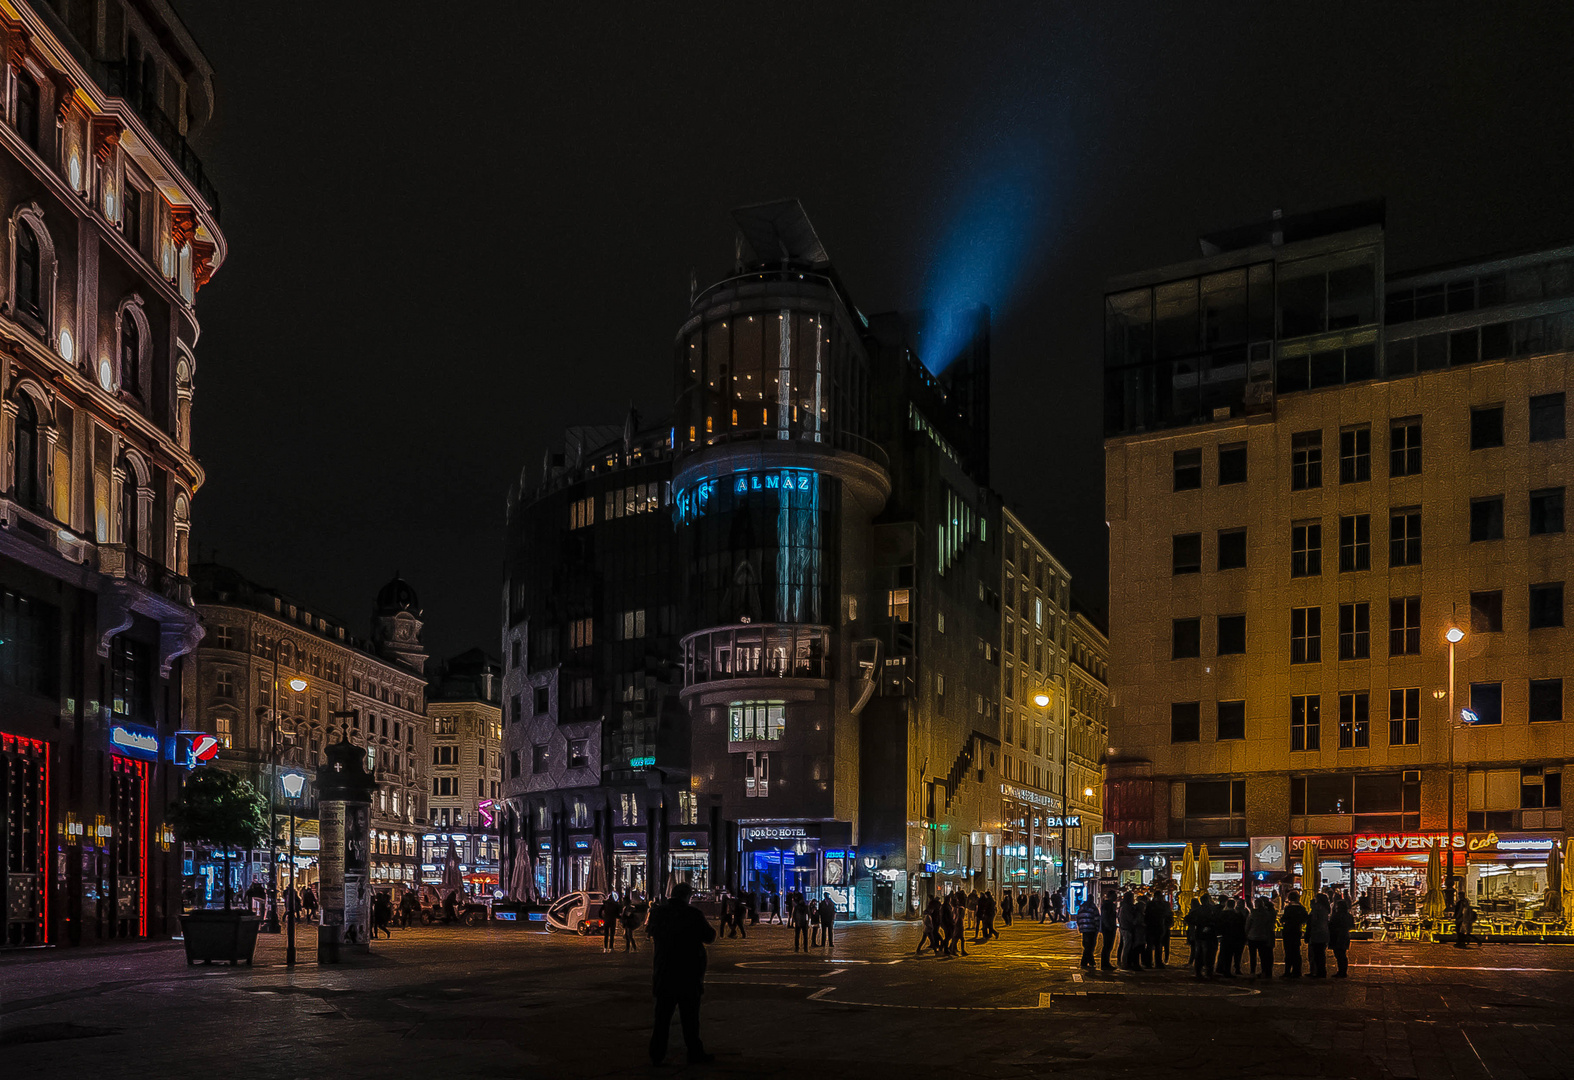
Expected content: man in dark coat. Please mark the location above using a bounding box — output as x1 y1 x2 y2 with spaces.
647 883 717 1066
1280 890 1308 978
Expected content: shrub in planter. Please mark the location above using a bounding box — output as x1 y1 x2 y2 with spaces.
167 768 268 964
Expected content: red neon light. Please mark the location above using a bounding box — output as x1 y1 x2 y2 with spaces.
0 732 50 944
137 758 148 938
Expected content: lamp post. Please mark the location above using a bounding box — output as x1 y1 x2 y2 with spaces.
263 659 310 934
1032 689 1068 898
280 770 307 966
1444 622 1465 905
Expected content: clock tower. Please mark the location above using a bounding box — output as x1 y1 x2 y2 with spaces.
372 573 428 674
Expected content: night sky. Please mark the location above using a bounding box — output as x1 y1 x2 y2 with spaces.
173 1 1574 661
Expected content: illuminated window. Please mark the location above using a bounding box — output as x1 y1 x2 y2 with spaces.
887 588 910 622
570 618 594 649
729 701 785 742
215 713 232 748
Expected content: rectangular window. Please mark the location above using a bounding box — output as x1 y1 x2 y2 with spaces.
1470 590 1504 633
1170 701 1200 743
1469 682 1503 726
1470 497 1504 542
1173 448 1202 491
1339 426 1371 483
1338 514 1370 571
531 744 548 772
1530 488 1565 535
570 617 594 649
1530 583 1565 629
888 588 911 621
1339 691 1370 748
1218 443 1247 485
568 739 588 768
729 700 786 741
1389 418 1422 477
1291 694 1321 751
1217 528 1247 570
1291 521 1322 577
1530 392 1566 442
1471 405 1505 449
568 496 594 529
1217 614 1246 655
1530 679 1563 723
534 685 549 714
1291 430 1323 491
1172 533 1202 575
215 669 235 699
1389 508 1421 566
1389 596 1421 655
1291 606 1321 664
1338 602 1370 660
1391 687 1421 744
509 751 520 778
1184 779 1246 820
1172 618 1201 659
1217 700 1246 740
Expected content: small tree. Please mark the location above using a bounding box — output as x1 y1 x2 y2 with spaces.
167 767 267 910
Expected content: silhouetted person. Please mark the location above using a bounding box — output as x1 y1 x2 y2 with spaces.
1330 897 1354 977
1280 890 1308 977
647 883 716 1066
601 894 622 953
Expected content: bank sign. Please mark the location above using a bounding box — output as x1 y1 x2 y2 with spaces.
673 468 819 526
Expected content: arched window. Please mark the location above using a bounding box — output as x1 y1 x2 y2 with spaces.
14 222 40 322
120 315 140 396
14 395 39 510
14 72 39 153
120 457 139 552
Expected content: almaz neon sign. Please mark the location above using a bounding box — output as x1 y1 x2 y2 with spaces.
673 469 818 526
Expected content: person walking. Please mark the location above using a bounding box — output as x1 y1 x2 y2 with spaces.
399 886 420 929
1453 894 1479 949
622 899 642 952
372 890 393 938
947 893 969 956
1246 896 1276 979
1098 889 1118 970
1027 890 1039 922
769 891 782 925
602 894 622 953
1001 889 1013 928
1280 890 1308 978
1329 897 1354 977
1306 893 1331 977
818 896 835 949
793 894 812 952
303 885 319 920
647 884 715 1066
1076 894 1100 969
937 895 956 956
982 891 1001 941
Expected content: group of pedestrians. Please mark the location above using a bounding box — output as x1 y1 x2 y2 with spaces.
1077 886 1358 980
599 893 648 952
915 887 1048 956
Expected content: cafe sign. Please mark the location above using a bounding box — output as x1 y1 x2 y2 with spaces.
1467 831 1559 854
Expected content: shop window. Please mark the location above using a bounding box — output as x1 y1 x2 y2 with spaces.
1173 449 1202 491
1389 596 1421 655
1290 607 1321 664
1339 426 1370 483
1172 533 1201 575
1389 418 1422 476
1530 488 1565 535
1338 603 1369 660
1338 515 1370 571
1172 618 1200 659
1530 583 1565 630
1470 591 1503 633
1170 702 1200 743
1290 694 1320 751
1469 682 1503 726
1217 614 1246 656
1471 405 1504 450
1217 700 1246 740
1530 679 1563 724
1218 443 1247 485
1389 508 1421 566
1291 521 1321 577
1290 431 1322 490
1338 692 1370 748
1530 393 1566 442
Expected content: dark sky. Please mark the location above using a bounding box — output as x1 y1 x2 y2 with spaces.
173 1 1574 660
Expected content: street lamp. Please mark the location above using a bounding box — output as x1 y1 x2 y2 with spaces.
1443 622 1466 905
262 652 310 934
1031 688 1067 900
280 770 306 966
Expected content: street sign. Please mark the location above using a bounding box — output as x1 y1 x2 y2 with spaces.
1092 833 1115 862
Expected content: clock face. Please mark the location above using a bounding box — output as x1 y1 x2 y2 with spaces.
396 624 412 640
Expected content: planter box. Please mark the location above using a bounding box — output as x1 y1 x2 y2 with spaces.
180 910 262 966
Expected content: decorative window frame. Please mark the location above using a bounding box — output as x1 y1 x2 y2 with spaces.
117 446 151 555
112 294 150 399
7 202 56 340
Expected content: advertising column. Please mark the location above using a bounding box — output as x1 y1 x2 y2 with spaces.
316 730 378 961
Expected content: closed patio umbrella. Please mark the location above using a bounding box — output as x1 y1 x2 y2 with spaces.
442 838 464 895
1301 839 1318 897
586 838 609 894
1562 839 1574 924
1422 843 1448 921
1545 839 1562 917
508 848 536 902
1177 844 1196 917
1198 843 1212 899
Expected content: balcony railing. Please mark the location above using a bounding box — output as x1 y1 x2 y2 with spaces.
100 542 191 604
91 62 221 222
679 426 890 473
680 624 831 688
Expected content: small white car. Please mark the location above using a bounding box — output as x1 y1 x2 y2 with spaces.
545 891 607 935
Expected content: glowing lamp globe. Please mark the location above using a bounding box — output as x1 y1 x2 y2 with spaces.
279 771 307 799
1445 626 1464 644
288 677 308 693
1033 692 1051 708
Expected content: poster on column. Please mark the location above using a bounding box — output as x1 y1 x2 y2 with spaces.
343 804 370 945
318 801 346 925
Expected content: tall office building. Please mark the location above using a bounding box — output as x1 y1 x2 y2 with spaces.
0 0 224 947
1104 202 1573 905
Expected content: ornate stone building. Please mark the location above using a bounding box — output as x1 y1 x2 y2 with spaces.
425 649 503 888
0 0 224 947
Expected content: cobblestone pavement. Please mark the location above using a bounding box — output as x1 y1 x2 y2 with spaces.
5 918 1574 1079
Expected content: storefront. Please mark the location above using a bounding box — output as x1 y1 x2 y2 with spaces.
1289 834 1353 895
1466 831 1564 912
999 784 1063 894
1353 831 1465 914
567 834 594 892
534 839 553 898
668 832 710 893
739 822 852 902
613 833 647 897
